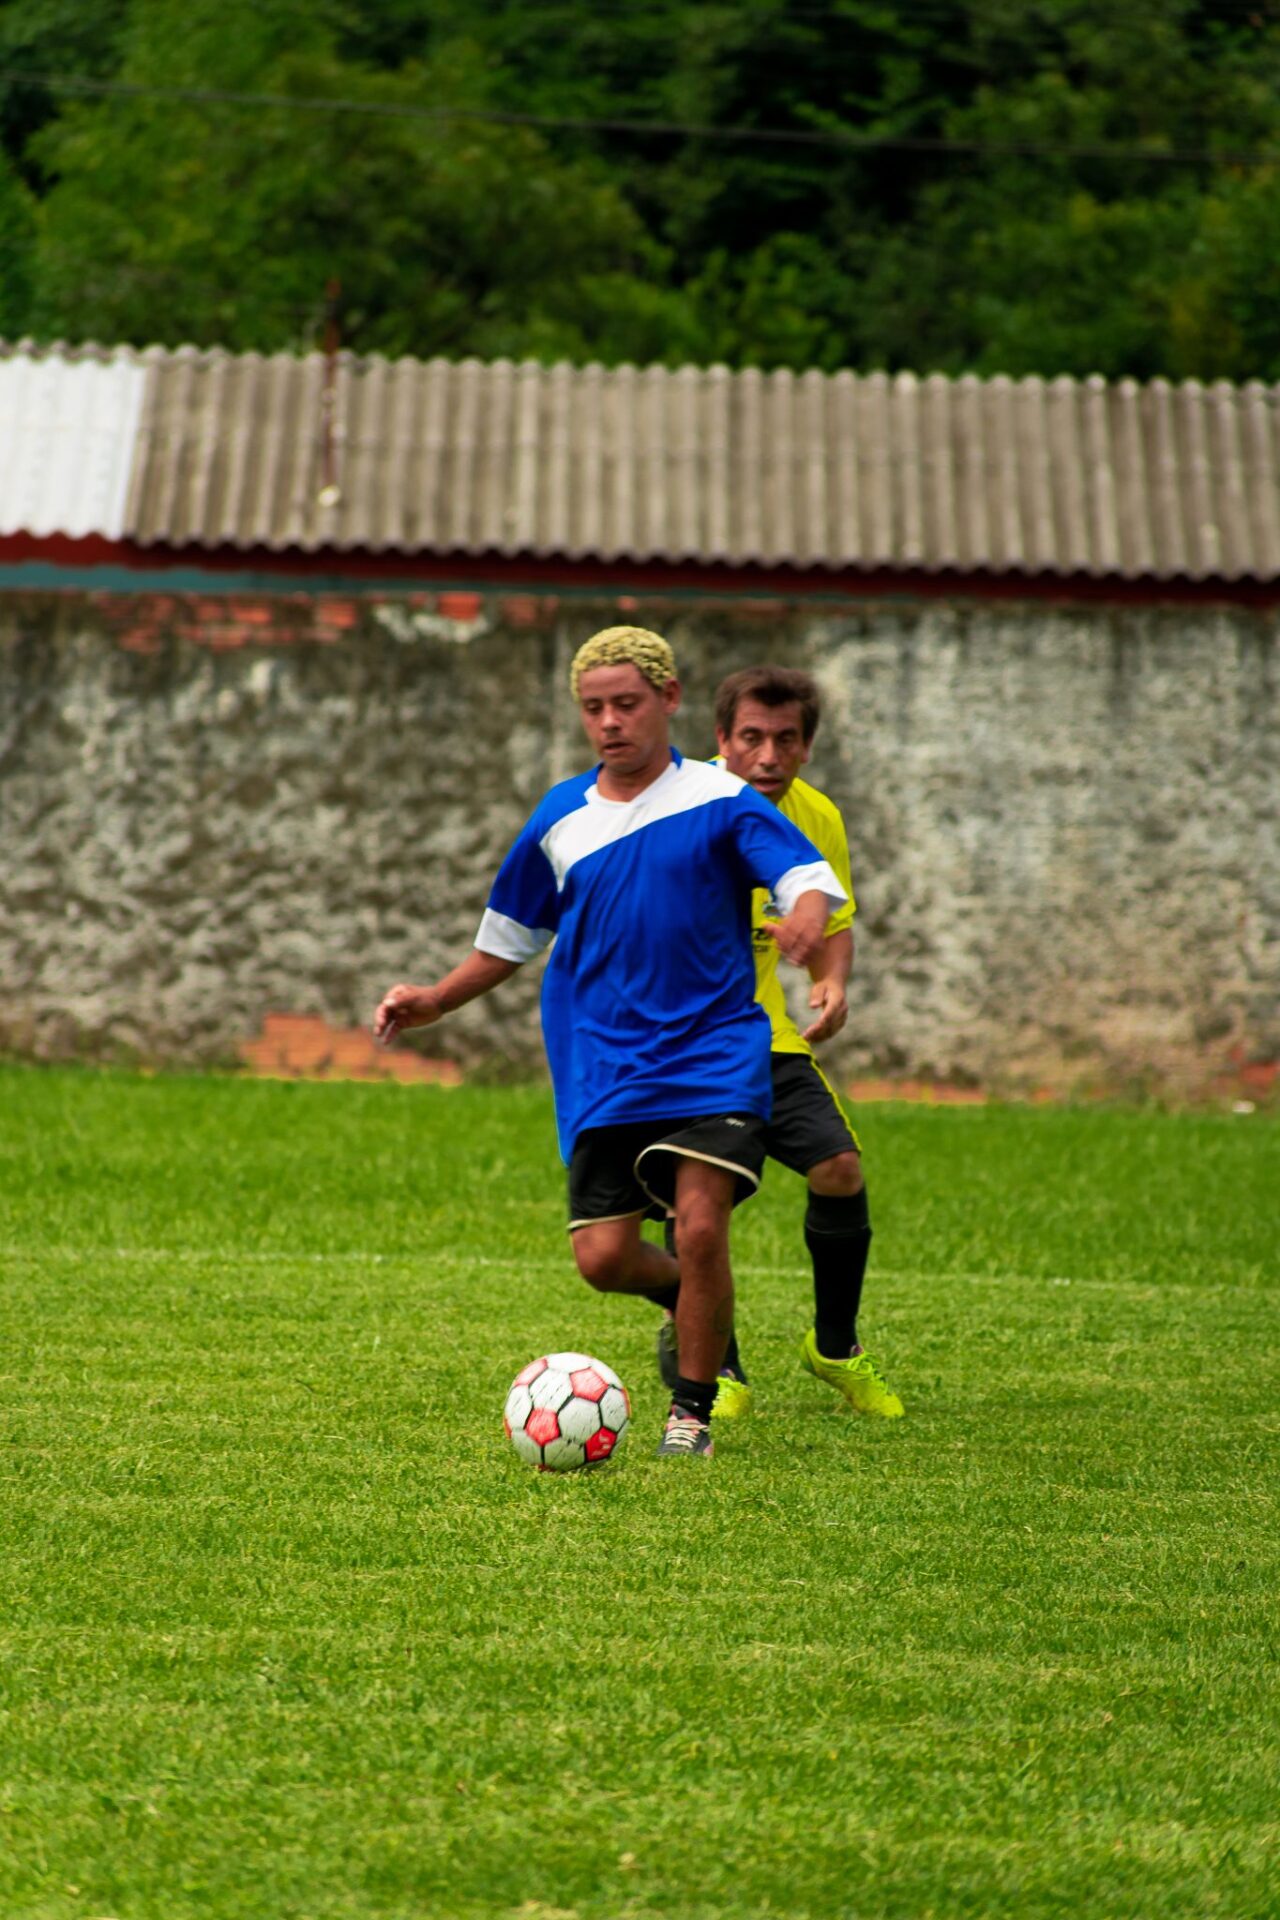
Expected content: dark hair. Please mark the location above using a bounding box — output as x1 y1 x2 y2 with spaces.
714 665 822 745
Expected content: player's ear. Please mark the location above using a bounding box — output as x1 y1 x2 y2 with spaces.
661 677 681 715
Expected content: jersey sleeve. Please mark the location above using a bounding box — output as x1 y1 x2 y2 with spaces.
475 818 560 963
812 802 855 938
731 788 847 915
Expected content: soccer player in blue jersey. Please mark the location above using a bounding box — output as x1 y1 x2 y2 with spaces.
374 626 846 1458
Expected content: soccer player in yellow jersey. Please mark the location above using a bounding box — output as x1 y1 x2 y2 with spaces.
659 664 903 1421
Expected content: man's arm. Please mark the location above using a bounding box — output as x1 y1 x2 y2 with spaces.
764 888 835 970
801 926 853 1044
374 949 520 1043
377 803 558 1043
733 794 847 969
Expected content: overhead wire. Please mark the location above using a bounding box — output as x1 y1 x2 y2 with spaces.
2 67 1279 165
326 0 1280 17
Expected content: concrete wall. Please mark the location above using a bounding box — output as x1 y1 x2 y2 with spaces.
1 584 1276 1096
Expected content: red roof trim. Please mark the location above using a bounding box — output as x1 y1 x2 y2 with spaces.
5 530 1280 607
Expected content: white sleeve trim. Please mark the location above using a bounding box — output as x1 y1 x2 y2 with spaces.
772 859 847 916
475 908 554 964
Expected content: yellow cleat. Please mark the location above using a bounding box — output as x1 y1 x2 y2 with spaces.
799 1329 904 1418
710 1371 755 1421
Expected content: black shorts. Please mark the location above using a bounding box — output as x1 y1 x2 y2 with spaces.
763 1054 862 1177
568 1113 767 1230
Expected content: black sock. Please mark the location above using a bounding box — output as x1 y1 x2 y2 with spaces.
664 1218 747 1381
805 1188 872 1358
672 1374 717 1424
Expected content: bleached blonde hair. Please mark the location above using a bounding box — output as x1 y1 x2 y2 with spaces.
570 626 677 699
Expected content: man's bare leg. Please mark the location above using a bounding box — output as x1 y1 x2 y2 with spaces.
571 1215 679 1297
571 1168 736 1453
669 1156 736 1395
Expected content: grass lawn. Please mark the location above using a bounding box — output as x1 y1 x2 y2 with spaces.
0 1063 1276 1920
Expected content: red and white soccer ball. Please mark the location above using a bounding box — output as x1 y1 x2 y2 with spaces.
503 1352 631 1471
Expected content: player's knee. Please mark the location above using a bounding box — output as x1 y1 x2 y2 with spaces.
571 1229 630 1291
808 1150 863 1198
672 1202 728 1270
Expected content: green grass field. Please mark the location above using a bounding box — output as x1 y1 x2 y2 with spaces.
1 1064 1277 1920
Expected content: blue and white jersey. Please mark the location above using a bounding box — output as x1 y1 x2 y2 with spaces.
475 750 845 1160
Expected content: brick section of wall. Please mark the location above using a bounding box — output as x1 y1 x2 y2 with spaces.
845 1078 995 1106
85 589 507 654
240 1013 462 1083
1 587 1277 1100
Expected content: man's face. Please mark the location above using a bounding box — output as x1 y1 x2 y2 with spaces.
717 696 810 803
578 663 679 777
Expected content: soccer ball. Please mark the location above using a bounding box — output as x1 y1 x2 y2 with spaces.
503 1352 631 1471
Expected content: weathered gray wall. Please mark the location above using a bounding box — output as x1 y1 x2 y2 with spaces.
1 587 1276 1095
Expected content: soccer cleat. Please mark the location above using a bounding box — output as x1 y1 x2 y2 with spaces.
655 1409 715 1457
656 1317 680 1390
711 1370 755 1421
799 1329 904 1418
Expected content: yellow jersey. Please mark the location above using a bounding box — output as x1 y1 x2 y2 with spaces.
751 773 856 1057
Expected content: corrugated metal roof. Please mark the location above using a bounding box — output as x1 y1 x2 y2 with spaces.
0 345 146 539
3 338 1280 580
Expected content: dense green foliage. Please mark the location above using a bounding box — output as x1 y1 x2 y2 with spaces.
3 2 1280 372
1 1064 1276 1918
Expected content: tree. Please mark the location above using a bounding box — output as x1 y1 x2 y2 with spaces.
0 0 131 184
9 0 1280 378
0 147 35 335
29 0 656 357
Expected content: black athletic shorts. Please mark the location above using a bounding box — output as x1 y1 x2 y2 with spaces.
568 1113 767 1230
763 1054 862 1176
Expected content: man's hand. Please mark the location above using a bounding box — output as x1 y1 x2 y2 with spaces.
374 950 521 1044
765 890 830 969
802 977 848 1044
374 983 443 1044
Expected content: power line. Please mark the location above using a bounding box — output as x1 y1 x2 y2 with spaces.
3 68 1279 165
344 0 1280 32
332 0 1280 16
